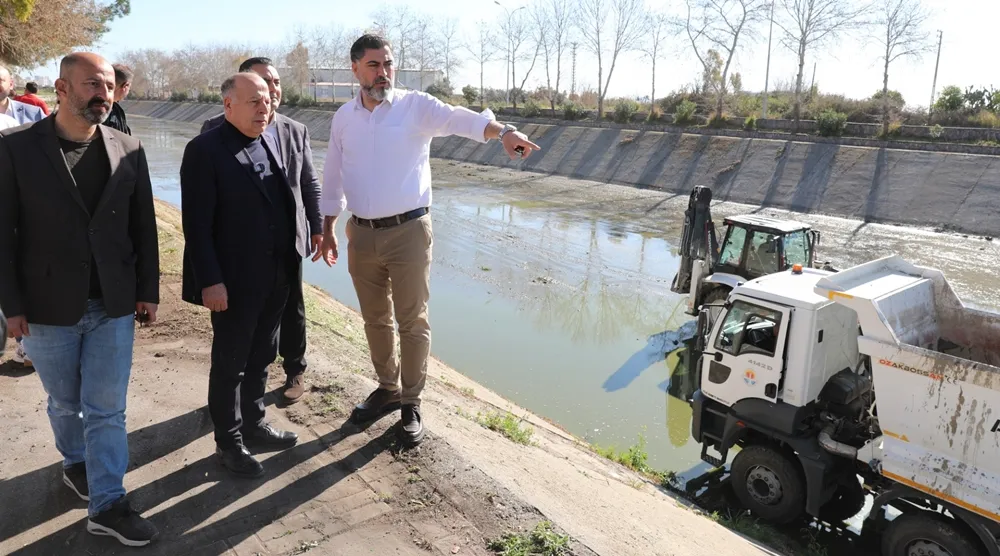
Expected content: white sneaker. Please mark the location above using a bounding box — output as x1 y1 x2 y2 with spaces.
13 340 31 368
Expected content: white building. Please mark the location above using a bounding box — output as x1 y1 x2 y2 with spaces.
277 68 445 102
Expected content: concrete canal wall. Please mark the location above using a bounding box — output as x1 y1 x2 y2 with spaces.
123 100 1000 238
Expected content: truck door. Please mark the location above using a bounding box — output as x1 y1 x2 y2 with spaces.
701 297 791 405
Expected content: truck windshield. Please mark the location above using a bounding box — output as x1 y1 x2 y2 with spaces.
715 300 783 356
747 231 780 275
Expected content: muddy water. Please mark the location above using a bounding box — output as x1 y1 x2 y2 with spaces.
134 117 1000 482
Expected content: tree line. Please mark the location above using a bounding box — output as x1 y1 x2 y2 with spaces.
4 0 995 134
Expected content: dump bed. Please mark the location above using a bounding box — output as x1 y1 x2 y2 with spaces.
814 255 1000 525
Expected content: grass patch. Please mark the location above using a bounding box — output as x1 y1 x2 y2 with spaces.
710 510 826 556
460 386 475 397
480 265 492 271
302 291 368 350
592 433 655 475
488 521 569 556
460 409 535 445
306 381 345 417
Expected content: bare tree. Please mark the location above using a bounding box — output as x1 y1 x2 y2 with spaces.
370 4 420 71
775 0 871 130
577 0 647 118
530 0 576 111
638 11 675 118
436 17 462 83
497 9 536 109
409 17 442 90
873 0 931 136
0 0 130 68
686 0 768 121
285 41 311 94
465 21 500 107
309 23 353 68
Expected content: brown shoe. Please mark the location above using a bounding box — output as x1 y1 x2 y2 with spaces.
349 387 401 424
283 374 306 404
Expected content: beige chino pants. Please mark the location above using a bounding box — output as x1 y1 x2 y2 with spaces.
346 213 433 406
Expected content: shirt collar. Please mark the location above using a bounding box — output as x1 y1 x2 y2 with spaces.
353 87 397 112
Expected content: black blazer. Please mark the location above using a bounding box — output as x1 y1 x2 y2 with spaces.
180 121 309 307
201 112 322 240
0 116 160 326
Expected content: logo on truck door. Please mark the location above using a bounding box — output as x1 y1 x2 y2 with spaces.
743 370 757 387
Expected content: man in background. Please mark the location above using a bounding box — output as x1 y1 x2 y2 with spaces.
103 64 133 135
14 82 50 115
0 65 44 124
200 57 323 405
182 72 307 478
0 52 160 546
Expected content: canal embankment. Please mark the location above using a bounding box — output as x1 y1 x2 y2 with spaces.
122 99 1000 238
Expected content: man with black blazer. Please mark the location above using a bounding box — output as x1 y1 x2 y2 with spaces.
0 52 159 546
180 72 303 478
200 57 322 406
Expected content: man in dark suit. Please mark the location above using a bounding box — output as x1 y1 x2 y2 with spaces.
200 57 322 406
0 52 159 546
181 72 304 478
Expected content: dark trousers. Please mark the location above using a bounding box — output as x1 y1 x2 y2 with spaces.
208 259 292 449
278 258 307 378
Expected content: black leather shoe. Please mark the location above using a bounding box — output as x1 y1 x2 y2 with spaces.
216 445 265 478
400 404 424 447
242 423 298 450
349 387 401 424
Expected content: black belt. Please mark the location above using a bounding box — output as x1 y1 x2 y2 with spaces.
352 207 429 229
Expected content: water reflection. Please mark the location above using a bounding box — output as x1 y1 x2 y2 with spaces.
133 116 705 472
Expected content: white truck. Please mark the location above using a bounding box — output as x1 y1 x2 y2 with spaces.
687 255 1000 556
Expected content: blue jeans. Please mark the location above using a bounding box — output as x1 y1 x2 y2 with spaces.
22 300 135 517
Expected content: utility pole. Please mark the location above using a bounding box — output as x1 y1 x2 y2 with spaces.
928 30 943 122
761 0 774 118
571 42 578 96
809 62 817 94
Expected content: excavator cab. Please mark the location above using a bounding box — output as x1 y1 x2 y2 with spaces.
671 186 823 316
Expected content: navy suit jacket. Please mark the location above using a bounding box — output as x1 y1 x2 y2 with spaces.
179 122 309 307
201 112 322 239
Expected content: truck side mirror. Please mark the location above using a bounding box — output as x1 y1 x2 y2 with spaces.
695 310 709 353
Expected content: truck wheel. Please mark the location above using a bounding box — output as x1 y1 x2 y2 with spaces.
703 288 730 324
818 479 866 524
730 445 806 525
881 513 982 556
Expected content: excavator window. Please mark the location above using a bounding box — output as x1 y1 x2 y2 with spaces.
718 226 747 268
782 231 809 267
747 231 780 276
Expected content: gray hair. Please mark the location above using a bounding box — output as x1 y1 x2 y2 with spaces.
220 74 238 98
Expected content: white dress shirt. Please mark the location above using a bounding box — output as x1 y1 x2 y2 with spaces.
320 88 493 219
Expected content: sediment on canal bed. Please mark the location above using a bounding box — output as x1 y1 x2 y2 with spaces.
122 99 1000 239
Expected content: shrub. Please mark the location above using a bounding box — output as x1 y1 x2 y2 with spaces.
170 91 188 102
563 102 587 121
708 112 729 128
816 109 848 136
674 100 698 125
613 98 640 123
743 114 758 131
929 124 944 138
974 110 1000 129
521 99 542 118
197 91 222 104
462 84 478 106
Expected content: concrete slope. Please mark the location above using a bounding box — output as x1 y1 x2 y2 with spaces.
122 100 1000 237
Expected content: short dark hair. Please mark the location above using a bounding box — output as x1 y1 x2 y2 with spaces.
113 63 133 85
350 34 391 63
239 57 272 73
25 82 38 94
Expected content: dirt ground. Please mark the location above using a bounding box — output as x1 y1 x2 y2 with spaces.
0 199 779 556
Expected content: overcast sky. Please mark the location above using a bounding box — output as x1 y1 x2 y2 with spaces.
28 0 997 109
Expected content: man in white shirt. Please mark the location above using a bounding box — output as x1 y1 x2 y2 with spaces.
318 34 539 446
0 66 45 125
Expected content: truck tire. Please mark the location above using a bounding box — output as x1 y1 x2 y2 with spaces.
818 479 866 524
702 288 730 324
881 513 982 556
730 445 806 525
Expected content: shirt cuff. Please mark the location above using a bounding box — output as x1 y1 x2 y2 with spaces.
470 113 493 144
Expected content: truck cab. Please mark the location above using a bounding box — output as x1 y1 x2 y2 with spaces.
686 257 1000 556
